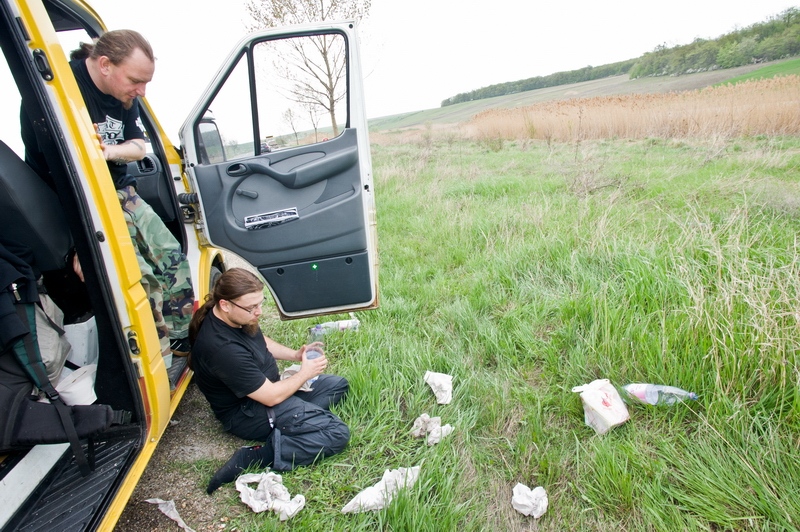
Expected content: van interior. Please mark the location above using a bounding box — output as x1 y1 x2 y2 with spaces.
0 1 191 528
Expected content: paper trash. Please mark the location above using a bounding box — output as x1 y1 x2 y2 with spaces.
145 498 197 532
423 371 453 404
410 413 454 445
341 466 421 514
511 483 548 518
571 378 629 435
235 472 305 521
280 364 313 392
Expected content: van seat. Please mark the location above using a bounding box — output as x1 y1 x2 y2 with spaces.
0 140 72 272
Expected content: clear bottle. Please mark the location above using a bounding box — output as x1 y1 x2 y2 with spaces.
622 383 698 406
304 330 324 386
307 314 360 338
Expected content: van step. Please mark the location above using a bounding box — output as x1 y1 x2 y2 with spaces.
5 435 139 532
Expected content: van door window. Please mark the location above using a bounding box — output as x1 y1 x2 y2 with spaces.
202 32 349 161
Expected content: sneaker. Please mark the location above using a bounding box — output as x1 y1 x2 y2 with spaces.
170 337 191 357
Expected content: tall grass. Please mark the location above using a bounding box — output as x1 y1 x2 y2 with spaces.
205 135 800 530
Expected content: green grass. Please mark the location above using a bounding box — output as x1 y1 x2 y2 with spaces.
213 136 800 530
722 57 800 85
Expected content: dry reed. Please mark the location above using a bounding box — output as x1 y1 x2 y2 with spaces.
372 76 800 145
467 76 800 142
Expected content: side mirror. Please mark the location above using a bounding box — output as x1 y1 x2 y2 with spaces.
196 118 225 164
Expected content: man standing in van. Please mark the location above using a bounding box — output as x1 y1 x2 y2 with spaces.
68 30 194 359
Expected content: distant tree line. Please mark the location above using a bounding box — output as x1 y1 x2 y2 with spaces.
630 7 800 78
441 59 637 107
441 7 800 107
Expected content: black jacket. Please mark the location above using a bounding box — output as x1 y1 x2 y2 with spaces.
0 242 38 352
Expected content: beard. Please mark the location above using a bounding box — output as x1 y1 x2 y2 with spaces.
242 322 260 336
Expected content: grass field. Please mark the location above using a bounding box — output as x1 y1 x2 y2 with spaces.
128 60 800 531
203 131 800 531
722 57 800 85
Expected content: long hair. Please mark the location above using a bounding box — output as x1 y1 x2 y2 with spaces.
188 268 264 346
70 29 154 64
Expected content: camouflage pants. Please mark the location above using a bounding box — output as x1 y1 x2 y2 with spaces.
117 186 194 357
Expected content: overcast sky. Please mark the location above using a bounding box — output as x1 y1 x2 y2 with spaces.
34 0 800 139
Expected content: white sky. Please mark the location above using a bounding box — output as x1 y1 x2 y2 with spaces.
14 0 800 141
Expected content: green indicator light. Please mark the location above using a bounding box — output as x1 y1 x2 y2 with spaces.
311 263 319 270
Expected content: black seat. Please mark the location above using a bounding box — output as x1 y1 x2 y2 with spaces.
0 140 72 272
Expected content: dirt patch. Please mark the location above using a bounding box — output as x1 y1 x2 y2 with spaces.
114 383 243 531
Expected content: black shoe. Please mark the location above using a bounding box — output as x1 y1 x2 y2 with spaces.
167 355 188 389
170 337 190 357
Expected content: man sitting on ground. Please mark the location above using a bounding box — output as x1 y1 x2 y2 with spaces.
188 268 350 493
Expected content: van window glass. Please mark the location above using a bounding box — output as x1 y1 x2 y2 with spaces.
198 32 349 161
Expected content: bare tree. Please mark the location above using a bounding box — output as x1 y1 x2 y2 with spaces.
246 0 371 136
304 101 321 142
283 108 300 144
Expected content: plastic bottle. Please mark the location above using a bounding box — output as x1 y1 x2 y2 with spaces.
304 328 325 386
307 314 360 338
621 383 698 406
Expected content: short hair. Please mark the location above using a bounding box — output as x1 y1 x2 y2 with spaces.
70 29 154 64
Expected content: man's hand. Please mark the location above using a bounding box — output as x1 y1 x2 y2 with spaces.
72 253 84 282
300 344 327 378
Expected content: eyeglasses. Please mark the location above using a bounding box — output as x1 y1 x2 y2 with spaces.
226 298 264 315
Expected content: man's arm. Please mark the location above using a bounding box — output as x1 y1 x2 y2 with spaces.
263 335 324 362
247 343 327 407
96 134 146 164
264 335 302 362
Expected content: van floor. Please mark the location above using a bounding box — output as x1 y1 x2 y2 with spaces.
4 429 140 531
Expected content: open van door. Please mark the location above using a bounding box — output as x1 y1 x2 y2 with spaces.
180 22 377 318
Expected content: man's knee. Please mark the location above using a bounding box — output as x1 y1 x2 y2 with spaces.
327 419 350 454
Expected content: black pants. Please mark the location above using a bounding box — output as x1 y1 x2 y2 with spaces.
225 374 350 470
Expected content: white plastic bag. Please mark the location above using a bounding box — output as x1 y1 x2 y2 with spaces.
56 364 97 405
571 378 629 434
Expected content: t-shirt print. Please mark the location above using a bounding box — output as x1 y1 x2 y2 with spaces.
97 115 125 145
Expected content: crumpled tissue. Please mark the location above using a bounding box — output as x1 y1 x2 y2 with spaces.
235 472 305 520
410 413 454 445
423 371 453 404
145 498 197 532
280 364 313 392
511 483 548 518
341 466 421 513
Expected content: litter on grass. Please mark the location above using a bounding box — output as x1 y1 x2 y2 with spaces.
235 472 305 521
571 378 629 434
423 371 453 404
511 483 548 518
410 413 454 445
144 498 197 532
341 466 421 513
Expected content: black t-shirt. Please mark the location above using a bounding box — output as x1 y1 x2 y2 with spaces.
70 59 144 190
191 310 280 424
